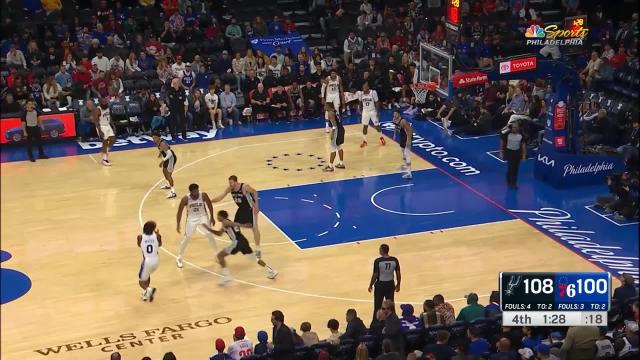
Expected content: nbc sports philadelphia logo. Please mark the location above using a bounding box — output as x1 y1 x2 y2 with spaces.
525 25 588 46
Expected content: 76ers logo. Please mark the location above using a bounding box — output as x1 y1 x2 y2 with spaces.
1 250 32 304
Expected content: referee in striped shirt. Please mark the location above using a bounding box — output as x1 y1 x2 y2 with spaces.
368 244 401 319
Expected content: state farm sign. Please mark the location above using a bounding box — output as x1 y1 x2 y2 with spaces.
499 56 537 74
452 71 488 88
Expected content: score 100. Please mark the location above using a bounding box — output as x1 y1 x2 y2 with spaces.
523 278 608 297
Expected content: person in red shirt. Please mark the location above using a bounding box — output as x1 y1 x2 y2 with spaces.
161 0 178 17
283 16 296 33
73 63 92 99
390 30 407 49
610 46 627 69
482 0 497 15
431 24 446 45
91 71 109 98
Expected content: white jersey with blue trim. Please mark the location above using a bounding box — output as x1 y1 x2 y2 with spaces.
140 233 159 261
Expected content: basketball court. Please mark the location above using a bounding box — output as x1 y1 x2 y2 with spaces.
0 120 608 360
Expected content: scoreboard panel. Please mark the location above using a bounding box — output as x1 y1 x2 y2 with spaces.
500 272 610 326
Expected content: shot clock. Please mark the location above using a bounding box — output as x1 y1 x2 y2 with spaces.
500 272 610 326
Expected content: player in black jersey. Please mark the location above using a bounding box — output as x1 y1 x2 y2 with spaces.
152 132 177 198
323 102 346 172
205 210 277 285
392 111 413 179
211 175 262 257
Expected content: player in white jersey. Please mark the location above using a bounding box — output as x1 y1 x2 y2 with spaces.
227 326 254 360
175 183 218 268
91 98 116 166
137 220 162 301
205 85 223 129
358 82 386 148
206 210 277 285
322 70 344 133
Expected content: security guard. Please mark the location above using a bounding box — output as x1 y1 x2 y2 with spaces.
167 78 188 141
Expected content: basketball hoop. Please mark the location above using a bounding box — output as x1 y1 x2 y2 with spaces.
410 82 436 104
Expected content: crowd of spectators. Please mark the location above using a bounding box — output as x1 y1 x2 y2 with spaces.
105 274 637 360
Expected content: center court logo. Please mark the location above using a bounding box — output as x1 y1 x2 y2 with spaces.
381 123 480 176
525 24 589 46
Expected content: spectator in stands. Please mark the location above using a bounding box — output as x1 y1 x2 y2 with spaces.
484 291 501 319
337 308 365 342
283 16 296 33
580 51 602 88
298 322 319 346
582 109 611 146
594 328 615 359
400 304 421 332
109 53 125 73
560 326 599 360
210 338 228 360
614 273 639 304
215 50 233 79
355 343 370 360
457 293 485 322
225 18 243 40
171 56 186 79
420 299 443 328
269 15 283 35
254 330 269 355
522 327 542 349
253 16 268 37
325 318 342 345
432 295 455 325
195 64 211 91
490 338 517 360
25 41 42 69
250 82 269 119
187 89 207 131
381 300 405 356
123 53 140 76
42 46 61 69
1 93 21 114
270 85 291 120
610 46 628 69
43 75 62 108
271 310 294 360
617 117 639 163
54 64 72 91
423 330 456 360
220 83 240 126
6 44 27 69
343 32 364 65
377 338 402 360
138 52 153 72
77 99 96 140
31 78 45 108
72 63 92 100
615 321 639 357
91 48 109 73
467 326 490 357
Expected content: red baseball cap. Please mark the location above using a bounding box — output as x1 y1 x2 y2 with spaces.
234 326 246 338
215 338 225 352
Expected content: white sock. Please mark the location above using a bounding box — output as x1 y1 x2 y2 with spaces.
171 186 175 193
362 133 367 141
222 267 230 276
102 153 107 160
337 160 343 165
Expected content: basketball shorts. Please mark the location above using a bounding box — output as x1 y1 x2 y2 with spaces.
163 152 177 172
234 207 255 227
325 94 341 111
138 257 159 281
185 216 210 238
331 127 345 152
98 124 115 140
361 111 379 126
225 235 253 255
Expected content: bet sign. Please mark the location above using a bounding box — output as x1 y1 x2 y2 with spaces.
499 57 537 74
